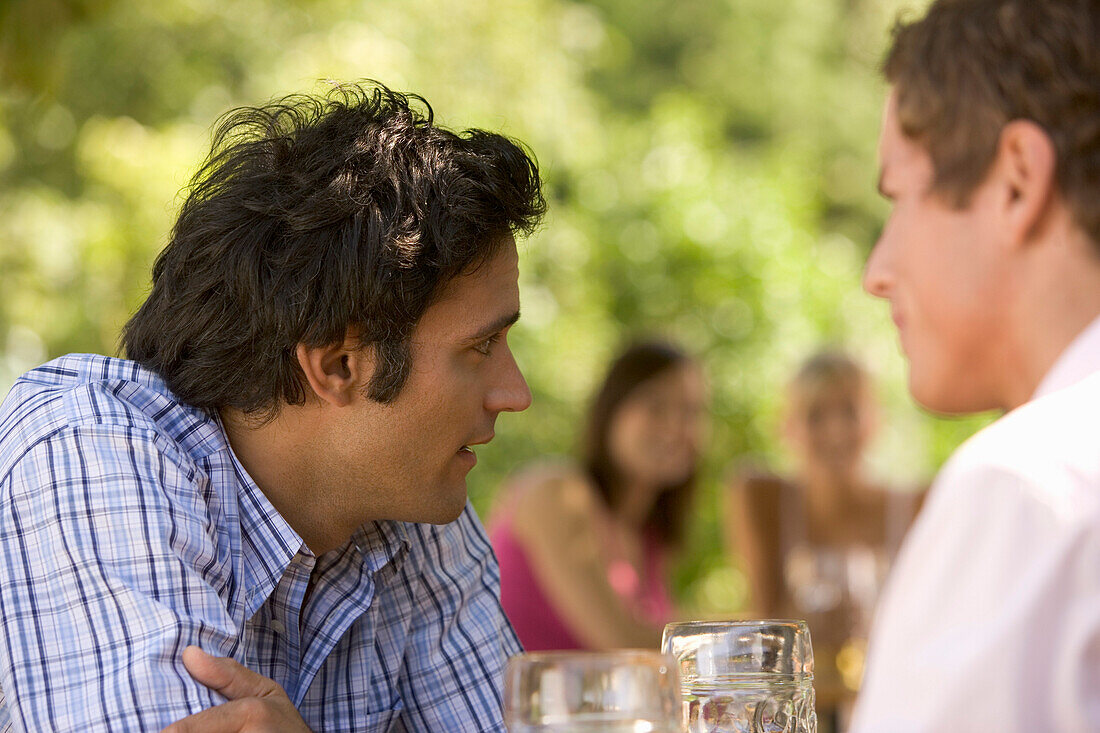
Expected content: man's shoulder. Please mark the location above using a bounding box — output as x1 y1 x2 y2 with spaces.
0 355 248 599
957 369 1100 472
939 370 1100 514
0 354 226 479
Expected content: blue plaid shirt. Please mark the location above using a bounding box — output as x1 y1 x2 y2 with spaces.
0 354 521 732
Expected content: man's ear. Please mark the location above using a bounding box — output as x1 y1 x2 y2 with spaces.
996 119 1057 247
295 332 373 408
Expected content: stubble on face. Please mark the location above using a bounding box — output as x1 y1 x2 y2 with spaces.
333 237 527 526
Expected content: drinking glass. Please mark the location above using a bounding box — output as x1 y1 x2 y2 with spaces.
661 620 817 733
504 650 684 732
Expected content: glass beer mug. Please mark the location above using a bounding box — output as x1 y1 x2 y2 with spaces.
662 620 817 733
503 650 683 732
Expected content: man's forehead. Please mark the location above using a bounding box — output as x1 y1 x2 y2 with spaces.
416 238 520 332
877 91 901 166
877 90 929 189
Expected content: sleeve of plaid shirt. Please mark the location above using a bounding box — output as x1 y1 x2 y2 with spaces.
0 424 240 731
397 509 523 732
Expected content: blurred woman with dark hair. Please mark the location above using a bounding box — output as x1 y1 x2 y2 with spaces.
489 340 708 650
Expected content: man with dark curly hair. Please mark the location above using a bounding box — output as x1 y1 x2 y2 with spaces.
0 82 545 731
853 1 1100 730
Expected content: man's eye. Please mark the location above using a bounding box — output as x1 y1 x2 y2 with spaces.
474 333 502 356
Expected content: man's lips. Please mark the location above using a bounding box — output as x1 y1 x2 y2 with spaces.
462 432 495 449
456 446 477 468
456 431 493 469
890 308 911 354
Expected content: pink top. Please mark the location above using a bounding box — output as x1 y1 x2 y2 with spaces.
490 515 674 651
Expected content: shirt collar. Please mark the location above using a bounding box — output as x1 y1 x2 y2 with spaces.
211 412 412 617
1033 313 1100 400
352 519 411 576
213 412 306 619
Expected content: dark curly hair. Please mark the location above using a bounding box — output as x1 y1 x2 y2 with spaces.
884 0 1100 250
122 81 546 419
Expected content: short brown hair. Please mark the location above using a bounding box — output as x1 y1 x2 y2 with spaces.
884 0 1100 248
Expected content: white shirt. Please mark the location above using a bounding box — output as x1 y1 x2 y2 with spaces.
850 315 1100 733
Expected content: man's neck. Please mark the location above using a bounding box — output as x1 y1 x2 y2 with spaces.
999 232 1100 409
219 406 350 555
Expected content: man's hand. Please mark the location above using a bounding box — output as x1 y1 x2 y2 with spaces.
160 646 313 733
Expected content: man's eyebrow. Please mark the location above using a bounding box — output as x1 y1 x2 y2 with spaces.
465 310 521 342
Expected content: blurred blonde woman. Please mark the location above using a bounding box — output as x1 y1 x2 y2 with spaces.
726 350 923 732
490 341 708 650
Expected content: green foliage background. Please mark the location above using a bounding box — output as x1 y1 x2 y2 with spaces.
0 0 990 612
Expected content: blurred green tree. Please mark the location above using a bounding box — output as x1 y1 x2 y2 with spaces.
0 0 989 612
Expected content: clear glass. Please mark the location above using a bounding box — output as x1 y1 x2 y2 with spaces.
661 620 817 733
504 650 684 732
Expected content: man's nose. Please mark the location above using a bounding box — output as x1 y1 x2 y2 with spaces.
487 346 532 414
862 234 893 298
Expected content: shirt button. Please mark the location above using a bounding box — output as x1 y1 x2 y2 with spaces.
270 619 287 635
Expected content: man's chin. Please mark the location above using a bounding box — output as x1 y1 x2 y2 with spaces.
909 374 958 415
430 500 468 525
419 483 470 525
909 369 999 416
383 476 470 525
